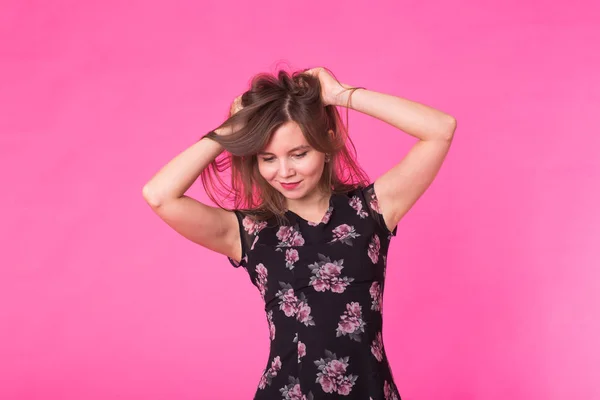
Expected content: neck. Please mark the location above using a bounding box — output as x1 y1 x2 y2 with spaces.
286 188 331 214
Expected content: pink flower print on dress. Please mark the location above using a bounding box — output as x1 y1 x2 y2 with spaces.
370 197 381 214
251 235 259 250
275 283 315 326
258 355 282 389
307 254 355 294
293 332 306 362
314 350 358 395
307 206 333 226
285 248 299 270
267 310 276 341
349 196 369 218
366 186 383 214
368 234 381 264
242 216 267 235
371 331 383 362
329 224 360 246
276 225 305 251
296 301 313 325
336 301 366 342
255 263 268 300
279 376 313 400
277 287 299 317
384 380 400 400
298 341 306 361
369 282 382 312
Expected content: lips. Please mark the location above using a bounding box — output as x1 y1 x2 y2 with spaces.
281 180 302 189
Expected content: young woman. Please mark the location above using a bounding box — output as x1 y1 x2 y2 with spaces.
142 67 456 399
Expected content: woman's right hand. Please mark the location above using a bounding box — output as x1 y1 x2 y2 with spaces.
215 94 244 137
229 93 244 118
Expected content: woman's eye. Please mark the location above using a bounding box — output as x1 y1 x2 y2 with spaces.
261 152 307 163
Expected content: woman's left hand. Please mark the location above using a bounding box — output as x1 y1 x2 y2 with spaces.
304 67 352 107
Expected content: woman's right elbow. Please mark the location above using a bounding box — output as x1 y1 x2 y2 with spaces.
142 185 164 208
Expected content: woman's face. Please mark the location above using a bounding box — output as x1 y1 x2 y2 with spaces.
257 121 326 202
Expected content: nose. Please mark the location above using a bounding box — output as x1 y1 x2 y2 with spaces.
278 159 295 179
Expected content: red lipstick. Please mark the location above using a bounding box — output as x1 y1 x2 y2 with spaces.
281 181 301 190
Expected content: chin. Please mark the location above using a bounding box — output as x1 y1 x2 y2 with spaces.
274 185 310 200
283 191 305 199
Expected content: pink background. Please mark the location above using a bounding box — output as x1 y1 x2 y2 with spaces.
1 0 599 399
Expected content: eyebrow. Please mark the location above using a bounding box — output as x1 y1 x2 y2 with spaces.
258 145 311 156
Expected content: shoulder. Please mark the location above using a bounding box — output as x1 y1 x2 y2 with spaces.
231 208 285 235
344 182 397 237
342 183 374 204
336 183 369 198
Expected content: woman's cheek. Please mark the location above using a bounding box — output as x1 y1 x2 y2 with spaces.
258 163 276 181
304 157 323 175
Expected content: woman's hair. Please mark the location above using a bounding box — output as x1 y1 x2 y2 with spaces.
201 67 370 223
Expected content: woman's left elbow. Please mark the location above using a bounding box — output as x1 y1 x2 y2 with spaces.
443 116 457 140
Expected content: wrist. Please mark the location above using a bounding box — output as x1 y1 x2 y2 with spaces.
213 127 232 136
333 84 364 107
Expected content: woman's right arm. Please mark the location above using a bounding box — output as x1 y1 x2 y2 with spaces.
141 127 242 263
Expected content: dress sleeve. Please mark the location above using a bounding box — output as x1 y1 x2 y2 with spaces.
227 210 253 268
360 182 398 237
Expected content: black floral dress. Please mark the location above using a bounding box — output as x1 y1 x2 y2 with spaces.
228 183 401 400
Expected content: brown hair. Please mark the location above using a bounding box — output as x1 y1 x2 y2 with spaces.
201 67 370 224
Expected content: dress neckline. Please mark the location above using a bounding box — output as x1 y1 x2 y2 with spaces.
285 192 338 226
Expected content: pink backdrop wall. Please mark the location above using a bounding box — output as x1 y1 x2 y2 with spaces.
1 0 599 399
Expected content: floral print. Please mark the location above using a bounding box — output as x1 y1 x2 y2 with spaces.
370 197 381 214
276 283 315 326
267 310 276 341
227 183 400 399
384 380 400 400
307 254 354 293
314 350 359 395
370 282 383 312
258 356 282 389
307 206 333 226
285 248 300 270
298 341 306 360
368 234 381 263
280 376 313 400
371 332 384 362
255 263 268 300
276 225 305 250
294 333 307 362
329 224 360 245
243 216 268 235
349 196 369 218
336 302 366 342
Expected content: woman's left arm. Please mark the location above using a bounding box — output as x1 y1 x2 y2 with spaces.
336 85 457 232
